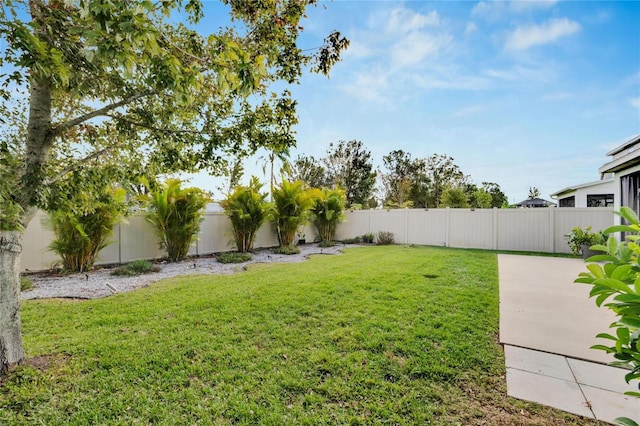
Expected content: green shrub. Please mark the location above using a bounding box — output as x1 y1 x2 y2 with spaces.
575 206 640 409
221 177 269 253
20 276 33 292
376 231 395 245
273 245 300 255
271 180 314 248
146 179 209 262
111 260 160 276
362 233 375 244
217 252 253 264
342 236 361 244
309 187 346 245
47 187 128 272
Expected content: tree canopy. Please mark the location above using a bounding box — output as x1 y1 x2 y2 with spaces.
0 0 348 370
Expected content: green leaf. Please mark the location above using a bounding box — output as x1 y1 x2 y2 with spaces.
620 206 640 225
604 225 639 234
587 264 606 279
613 417 640 426
595 333 618 341
592 278 636 295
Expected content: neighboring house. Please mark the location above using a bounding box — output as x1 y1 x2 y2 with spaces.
513 197 556 208
598 134 640 217
550 177 615 208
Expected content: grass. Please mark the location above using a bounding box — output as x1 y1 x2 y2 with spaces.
2 246 600 425
19 276 33 292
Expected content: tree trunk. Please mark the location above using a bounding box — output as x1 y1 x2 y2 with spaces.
0 230 25 367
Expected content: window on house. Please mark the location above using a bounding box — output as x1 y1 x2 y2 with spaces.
559 196 575 207
586 194 614 207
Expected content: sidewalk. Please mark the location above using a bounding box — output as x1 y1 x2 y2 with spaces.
498 254 638 424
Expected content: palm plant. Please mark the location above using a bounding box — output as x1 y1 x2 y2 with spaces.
220 177 270 253
310 187 346 244
48 187 128 272
146 179 209 262
271 179 314 247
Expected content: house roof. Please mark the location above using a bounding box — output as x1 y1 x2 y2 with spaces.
514 197 556 207
599 134 640 174
549 177 615 199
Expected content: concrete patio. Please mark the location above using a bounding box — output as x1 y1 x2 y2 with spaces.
498 254 639 424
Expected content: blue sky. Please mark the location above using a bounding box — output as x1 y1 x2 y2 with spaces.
191 0 639 204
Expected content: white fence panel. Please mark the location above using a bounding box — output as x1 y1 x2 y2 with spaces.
449 209 494 249
407 209 447 246
496 209 551 252
119 215 165 263
20 207 616 272
20 211 59 271
553 208 614 254
335 211 370 241
370 210 406 243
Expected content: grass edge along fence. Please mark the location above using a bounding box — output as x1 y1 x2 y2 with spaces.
20 207 613 272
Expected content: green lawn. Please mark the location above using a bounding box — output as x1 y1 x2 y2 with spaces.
2 246 600 425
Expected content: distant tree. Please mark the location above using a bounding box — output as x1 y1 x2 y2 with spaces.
324 140 377 207
470 188 493 209
380 150 416 208
441 187 470 208
289 155 329 189
482 182 508 208
424 154 466 208
528 187 541 199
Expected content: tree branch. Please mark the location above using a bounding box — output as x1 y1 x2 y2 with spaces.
51 90 156 136
104 114 206 134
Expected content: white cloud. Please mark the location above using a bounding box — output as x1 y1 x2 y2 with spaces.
504 18 581 51
509 0 558 13
386 8 440 34
472 0 558 20
340 70 391 103
630 97 640 109
342 39 374 59
452 105 486 117
465 22 478 36
392 32 452 67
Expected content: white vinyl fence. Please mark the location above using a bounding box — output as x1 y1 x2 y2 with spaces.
20 207 614 272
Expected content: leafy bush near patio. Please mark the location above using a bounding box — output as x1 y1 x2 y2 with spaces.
221 177 270 253
111 260 160 277
565 226 607 256
146 179 209 262
217 252 253 264
576 206 640 404
376 231 395 245
309 187 346 245
47 187 128 272
5 246 599 425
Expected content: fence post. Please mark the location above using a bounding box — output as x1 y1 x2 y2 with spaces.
404 208 409 245
492 207 498 250
549 206 555 253
118 223 122 265
445 207 451 247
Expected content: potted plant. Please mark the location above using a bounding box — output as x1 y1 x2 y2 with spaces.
565 226 607 259
296 232 306 245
